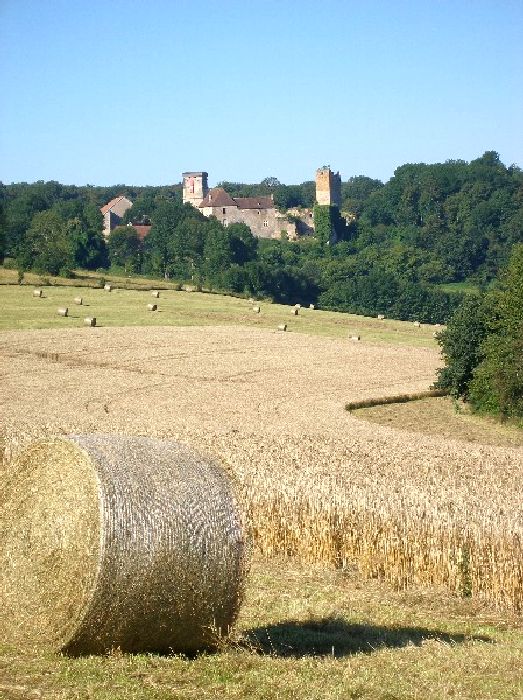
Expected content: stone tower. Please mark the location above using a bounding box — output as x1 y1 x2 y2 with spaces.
315 166 342 208
182 172 209 208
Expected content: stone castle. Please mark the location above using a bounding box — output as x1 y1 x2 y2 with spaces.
182 167 342 240
100 167 343 241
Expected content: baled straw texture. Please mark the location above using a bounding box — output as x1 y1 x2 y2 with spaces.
0 435 248 655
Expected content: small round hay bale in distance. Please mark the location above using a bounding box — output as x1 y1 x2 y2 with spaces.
57 307 68 317
147 303 158 312
377 314 385 320
413 321 421 327
252 305 260 313
294 304 301 309
309 303 315 310
33 289 43 298
151 290 160 298
277 323 287 332
349 334 360 341
84 317 96 327
103 284 112 292
0 435 248 656
74 296 83 305
248 298 254 304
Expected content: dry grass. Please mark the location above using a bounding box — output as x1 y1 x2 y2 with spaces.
1 325 522 614
1 558 522 700
354 396 523 449
0 280 439 346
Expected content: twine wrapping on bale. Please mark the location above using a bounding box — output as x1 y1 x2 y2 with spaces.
84 317 96 327
74 297 83 305
57 307 68 317
147 303 158 311
0 435 248 656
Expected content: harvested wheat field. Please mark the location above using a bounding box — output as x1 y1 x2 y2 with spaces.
1 324 522 613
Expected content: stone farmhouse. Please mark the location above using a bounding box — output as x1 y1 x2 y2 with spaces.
101 195 133 239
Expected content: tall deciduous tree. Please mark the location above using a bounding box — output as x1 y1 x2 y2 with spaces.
108 226 142 273
20 210 74 275
468 244 523 418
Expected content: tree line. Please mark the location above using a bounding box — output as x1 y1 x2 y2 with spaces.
1 151 522 327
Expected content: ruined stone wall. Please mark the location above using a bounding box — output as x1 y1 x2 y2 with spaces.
315 168 341 208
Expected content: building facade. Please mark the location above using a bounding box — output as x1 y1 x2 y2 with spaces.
180 167 343 240
100 195 133 238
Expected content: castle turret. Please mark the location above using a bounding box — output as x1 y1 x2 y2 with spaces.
182 172 209 208
315 166 341 208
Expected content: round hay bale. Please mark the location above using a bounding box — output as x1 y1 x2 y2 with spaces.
84 317 96 327
0 435 248 656
309 303 315 310
277 323 287 332
413 321 421 327
103 284 112 292
252 305 260 313
33 289 43 298
377 314 385 320
147 303 158 311
74 296 83 305
57 307 68 317
151 290 160 298
349 334 361 341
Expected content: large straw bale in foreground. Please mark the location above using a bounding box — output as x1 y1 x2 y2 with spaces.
0 435 248 655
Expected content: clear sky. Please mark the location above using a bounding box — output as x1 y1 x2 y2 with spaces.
1 0 522 186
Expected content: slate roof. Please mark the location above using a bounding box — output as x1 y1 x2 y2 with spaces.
199 188 237 208
199 188 274 210
235 196 273 209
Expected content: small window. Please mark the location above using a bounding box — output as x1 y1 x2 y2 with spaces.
222 208 226 214
263 220 269 228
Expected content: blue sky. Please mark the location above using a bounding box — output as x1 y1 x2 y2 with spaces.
1 0 522 186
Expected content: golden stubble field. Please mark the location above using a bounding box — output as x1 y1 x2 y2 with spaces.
1 324 522 612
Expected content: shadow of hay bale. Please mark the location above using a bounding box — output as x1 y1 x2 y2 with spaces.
242 617 492 658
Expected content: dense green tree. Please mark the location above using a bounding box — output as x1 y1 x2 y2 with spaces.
434 296 488 398
468 244 523 418
0 196 5 263
108 226 142 273
19 210 74 275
